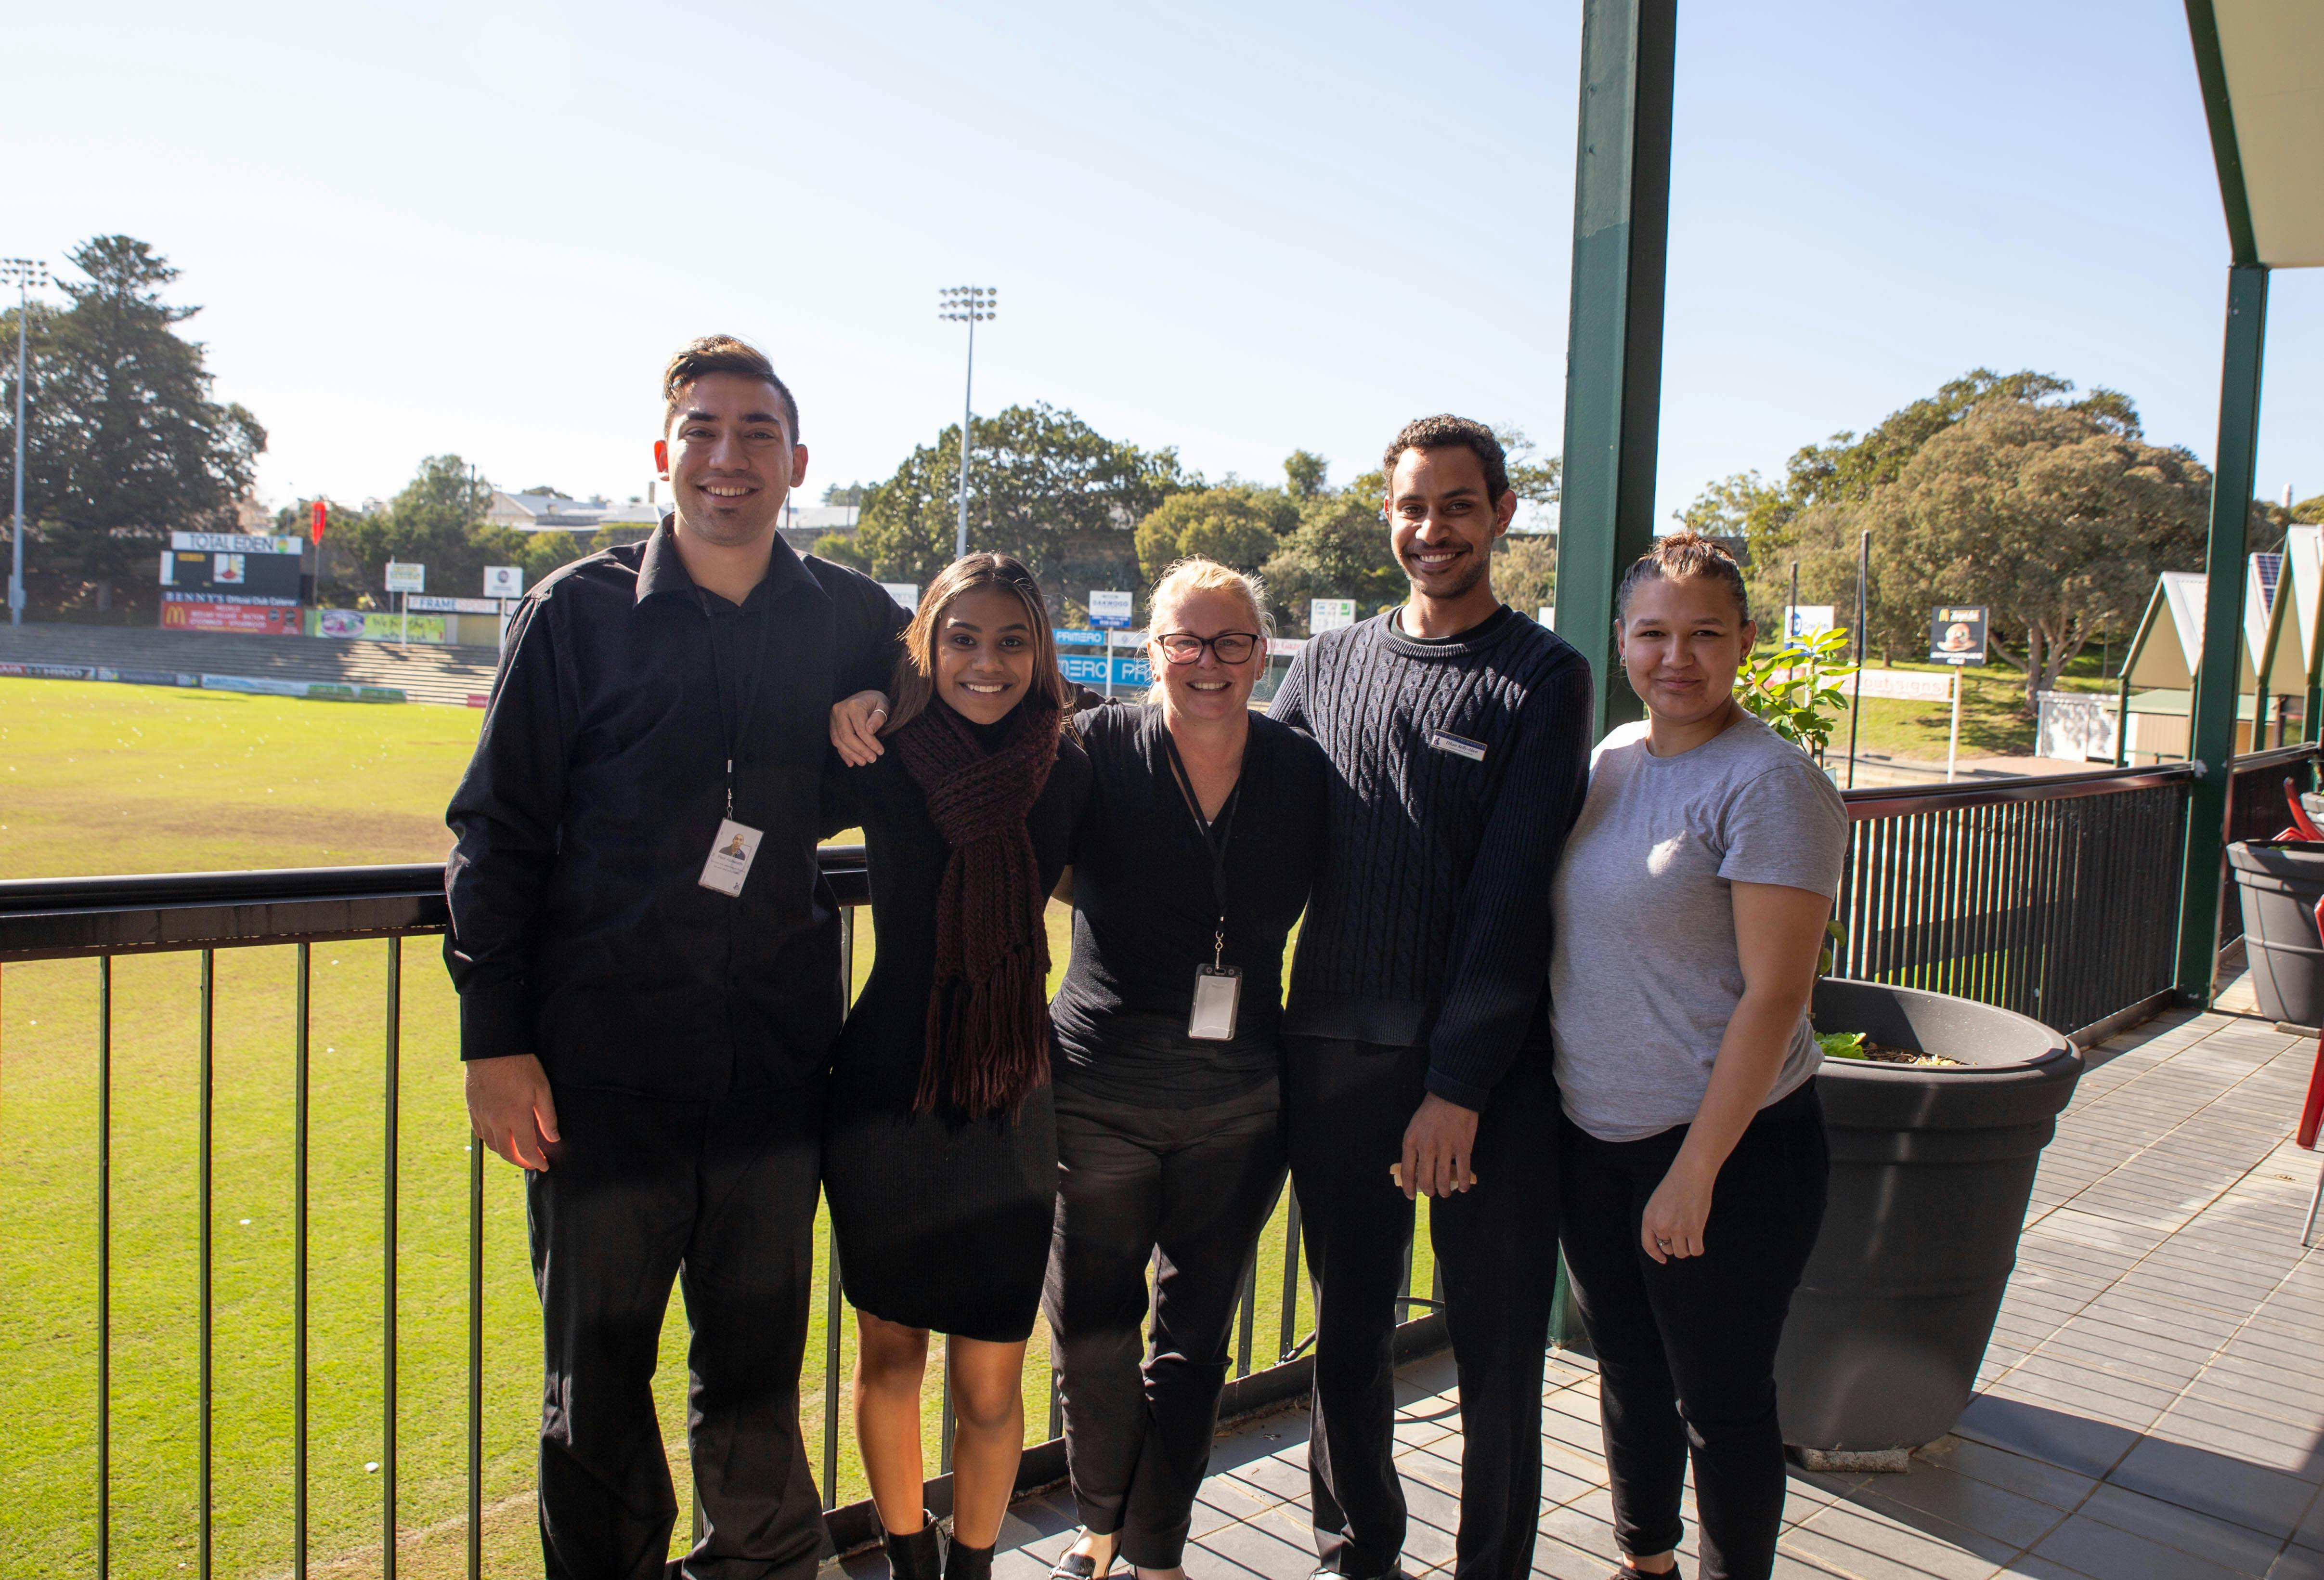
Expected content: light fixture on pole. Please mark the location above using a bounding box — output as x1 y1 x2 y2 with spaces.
3 257 49 627
938 285 997 560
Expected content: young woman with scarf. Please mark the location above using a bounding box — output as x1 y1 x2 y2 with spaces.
820 553 1091 1580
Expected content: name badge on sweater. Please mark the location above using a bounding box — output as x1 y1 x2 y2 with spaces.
698 818 763 897
1427 729 1488 762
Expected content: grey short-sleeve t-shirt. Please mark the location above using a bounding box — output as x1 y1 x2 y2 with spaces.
1548 710 1849 1142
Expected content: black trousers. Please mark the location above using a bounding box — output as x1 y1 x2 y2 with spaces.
1285 1039 1561 1580
1556 1084 1830 1580
1043 1078 1287 1567
528 1081 825 1580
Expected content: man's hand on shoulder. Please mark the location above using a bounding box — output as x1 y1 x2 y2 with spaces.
1399 1092 1480 1200
466 1053 560 1171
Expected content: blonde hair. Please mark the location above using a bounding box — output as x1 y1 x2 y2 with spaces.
1145 558 1272 702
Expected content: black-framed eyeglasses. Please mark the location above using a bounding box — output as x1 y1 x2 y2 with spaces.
1156 630 1261 665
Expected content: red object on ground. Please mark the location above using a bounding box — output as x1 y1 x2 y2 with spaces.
312 499 327 542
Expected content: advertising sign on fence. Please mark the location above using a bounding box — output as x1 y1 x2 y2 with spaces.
1929 605 1990 666
311 608 449 644
1785 605 1837 641
1058 652 1155 689
1054 628 1105 646
160 600 304 636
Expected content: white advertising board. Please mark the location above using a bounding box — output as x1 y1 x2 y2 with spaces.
384 561 427 594
1089 589 1134 629
880 582 921 610
1311 598 1357 633
482 565 524 599
1785 605 1837 641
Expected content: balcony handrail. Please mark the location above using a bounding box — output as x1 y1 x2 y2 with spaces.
1838 761 2198 821
0 845 872 962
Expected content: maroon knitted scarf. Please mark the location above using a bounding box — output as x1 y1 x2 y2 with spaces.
889 698 1062 1117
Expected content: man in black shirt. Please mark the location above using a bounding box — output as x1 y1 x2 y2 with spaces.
446 336 905 1580
1269 417 1592 1580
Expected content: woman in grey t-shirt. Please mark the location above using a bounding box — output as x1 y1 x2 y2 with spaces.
1547 534 1847 1580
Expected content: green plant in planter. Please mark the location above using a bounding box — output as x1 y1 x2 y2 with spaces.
1816 1030 1869 1061
1737 626 1857 757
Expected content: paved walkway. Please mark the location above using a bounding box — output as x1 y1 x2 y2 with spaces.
898 991 2324 1580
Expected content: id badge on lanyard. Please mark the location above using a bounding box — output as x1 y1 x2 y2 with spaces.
1163 727 1245 1042
695 589 768 898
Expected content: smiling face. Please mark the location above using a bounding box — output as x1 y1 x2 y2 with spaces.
1150 586 1262 723
654 372 807 548
1618 573 1757 727
932 584 1039 726
1387 444 1517 606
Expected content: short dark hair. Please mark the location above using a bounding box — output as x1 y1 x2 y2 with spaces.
663 335 800 442
1383 415 1508 502
1615 531 1752 623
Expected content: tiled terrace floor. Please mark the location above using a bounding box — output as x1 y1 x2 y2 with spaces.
870 988 2324 1580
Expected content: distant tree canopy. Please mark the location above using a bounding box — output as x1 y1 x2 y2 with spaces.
0 235 266 613
852 404 1191 614
288 455 586 605
1763 380 2210 709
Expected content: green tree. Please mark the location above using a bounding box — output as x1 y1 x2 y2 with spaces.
1284 449 1329 500
1492 533 1557 615
1259 487 1402 634
1792 398 2208 709
0 235 266 614
1134 488 1285 586
852 403 1190 612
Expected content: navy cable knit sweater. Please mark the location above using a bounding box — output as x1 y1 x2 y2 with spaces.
1268 604 1592 1107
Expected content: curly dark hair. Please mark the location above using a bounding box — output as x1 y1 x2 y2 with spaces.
1615 531 1751 623
662 334 801 443
1382 415 1508 502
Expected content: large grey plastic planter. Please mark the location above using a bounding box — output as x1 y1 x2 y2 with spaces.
2228 840 2324 1028
1774 979 2080 1453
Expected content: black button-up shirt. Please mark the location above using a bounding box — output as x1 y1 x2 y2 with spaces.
443 523 906 1097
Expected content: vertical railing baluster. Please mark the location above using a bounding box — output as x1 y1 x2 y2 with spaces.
384 936 402 1579
940 1353 956 1474
1233 1255 1257 1379
824 905 853 1511
199 947 214 1580
295 941 311 1578
468 1136 483 1580
1278 1190 1302 1363
823 1233 843 1511
97 956 111 1580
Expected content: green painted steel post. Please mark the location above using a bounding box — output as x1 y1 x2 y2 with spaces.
1552 0 1676 738
2178 263 2270 1001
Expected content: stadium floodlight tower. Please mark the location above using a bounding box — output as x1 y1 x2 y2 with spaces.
2 257 48 627
938 285 997 560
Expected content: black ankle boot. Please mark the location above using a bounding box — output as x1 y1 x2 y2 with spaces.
884 1512 944 1580
944 1535 995 1580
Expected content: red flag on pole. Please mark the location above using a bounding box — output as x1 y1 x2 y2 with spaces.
311 499 327 543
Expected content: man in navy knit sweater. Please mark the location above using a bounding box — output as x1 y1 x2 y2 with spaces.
1270 416 1592 1580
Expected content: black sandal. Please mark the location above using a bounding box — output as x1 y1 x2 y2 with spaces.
1050 1529 1115 1580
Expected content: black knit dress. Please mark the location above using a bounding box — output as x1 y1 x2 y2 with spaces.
820 710 1091 1341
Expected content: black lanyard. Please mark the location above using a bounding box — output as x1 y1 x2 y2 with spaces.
698 588 770 822
1158 723 1243 969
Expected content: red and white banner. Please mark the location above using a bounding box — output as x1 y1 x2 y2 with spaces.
161 599 304 636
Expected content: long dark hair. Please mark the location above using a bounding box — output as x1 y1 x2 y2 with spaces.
882 553 1074 735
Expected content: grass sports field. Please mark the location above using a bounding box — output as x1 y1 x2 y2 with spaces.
0 678 1382 1577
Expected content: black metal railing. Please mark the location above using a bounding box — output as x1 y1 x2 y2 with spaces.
1830 744 2319 1041
0 851 1442 1577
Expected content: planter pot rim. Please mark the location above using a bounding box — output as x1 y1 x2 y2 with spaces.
1815 977 2071 1077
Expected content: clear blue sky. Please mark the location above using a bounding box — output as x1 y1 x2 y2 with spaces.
8 0 2319 531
